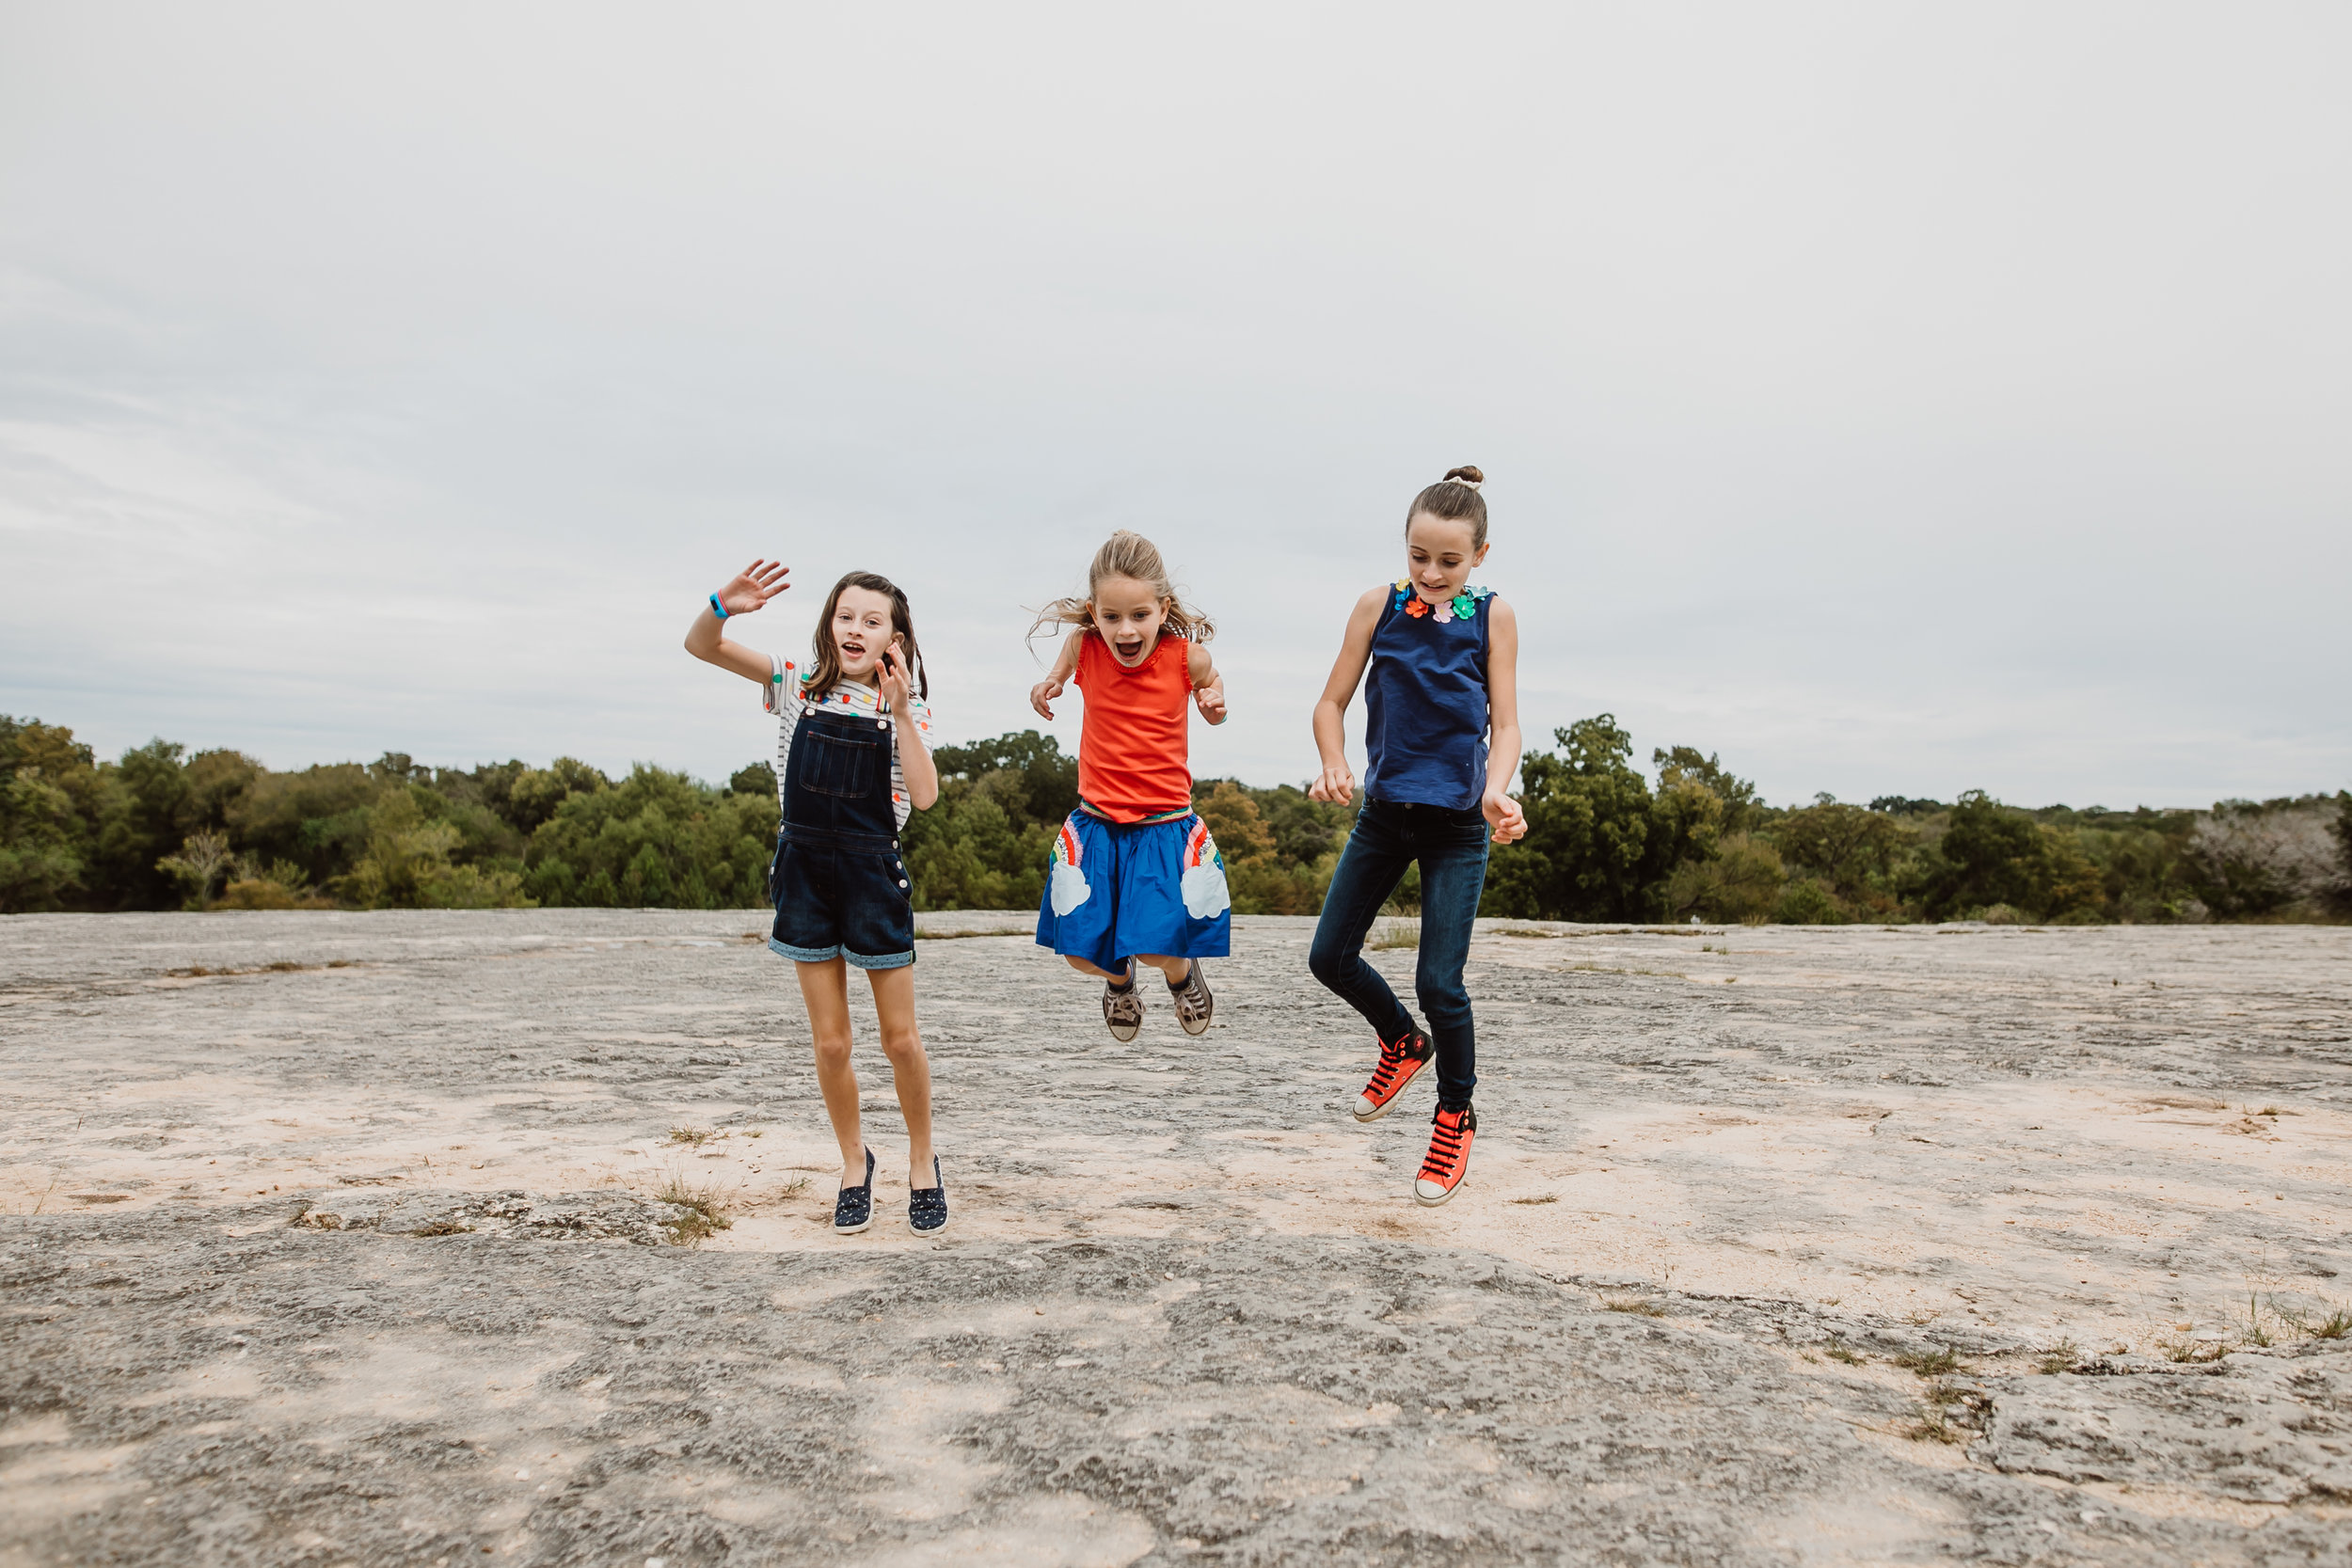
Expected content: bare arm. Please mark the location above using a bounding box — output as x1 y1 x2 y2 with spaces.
1029 628 1085 720
1481 596 1526 845
876 642 939 811
1307 587 1387 803
1187 641 1227 725
682 559 791 685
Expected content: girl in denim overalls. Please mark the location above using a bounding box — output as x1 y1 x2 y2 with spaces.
687 561 948 1238
1305 467 1527 1206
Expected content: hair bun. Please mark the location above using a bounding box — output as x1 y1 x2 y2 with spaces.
1442 465 1484 488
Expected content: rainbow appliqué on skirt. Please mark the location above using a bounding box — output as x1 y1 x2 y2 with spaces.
1181 818 1229 920
1048 817 1091 917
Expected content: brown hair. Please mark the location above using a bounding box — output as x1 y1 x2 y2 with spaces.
803 571 929 703
1027 530 1215 649
1407 465 1488 548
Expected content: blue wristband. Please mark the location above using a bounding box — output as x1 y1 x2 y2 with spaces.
708 593 730 621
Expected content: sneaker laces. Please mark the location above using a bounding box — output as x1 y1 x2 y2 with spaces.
1420 1108 1470 1182
1365 1032 1420 1097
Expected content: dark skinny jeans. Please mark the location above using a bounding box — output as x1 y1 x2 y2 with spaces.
1307 798 1490 1109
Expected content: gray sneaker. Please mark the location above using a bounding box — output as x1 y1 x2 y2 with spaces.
1103 968 1144 1041
1170 960 1214 1036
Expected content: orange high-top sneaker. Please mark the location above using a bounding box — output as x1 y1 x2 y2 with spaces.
1352 1028 1432 1123
1413 1103 1476 1206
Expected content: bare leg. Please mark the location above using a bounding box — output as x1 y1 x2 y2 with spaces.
865 964 934 1189
1064 954 1191 982
793 958 865 1188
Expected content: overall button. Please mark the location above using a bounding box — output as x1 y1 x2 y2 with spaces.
876 720 889 730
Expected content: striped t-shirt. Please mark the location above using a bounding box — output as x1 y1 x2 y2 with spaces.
764 655 935 832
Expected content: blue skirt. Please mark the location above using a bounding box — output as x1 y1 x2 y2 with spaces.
1034 810 1231 971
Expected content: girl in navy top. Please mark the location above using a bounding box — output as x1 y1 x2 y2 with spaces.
1306 467 1525 1206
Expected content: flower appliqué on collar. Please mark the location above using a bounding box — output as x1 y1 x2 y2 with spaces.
1393 578 1490 624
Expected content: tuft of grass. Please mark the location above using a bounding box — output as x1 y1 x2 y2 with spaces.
1823 1340 1866 1366
2243 1293 2275 1347
654 1171 733 1243
2158 1335 2229 1364
1903 1407 1968 1445
776 1175 810 1196
2036 1338 2083 1375
1603 1297 1669 1318
1891 1345 1963 1378
1509 1194 1560 1206
665 1126 711 1146
1368 919 1421 951
1499 928 1565 940
2307 1308 2352 1340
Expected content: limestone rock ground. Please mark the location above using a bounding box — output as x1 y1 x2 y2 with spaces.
1 911 2347 1565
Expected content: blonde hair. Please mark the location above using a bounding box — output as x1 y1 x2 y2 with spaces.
1027 530 1215 649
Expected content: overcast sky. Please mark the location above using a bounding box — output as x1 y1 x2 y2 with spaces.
3 3 2345 809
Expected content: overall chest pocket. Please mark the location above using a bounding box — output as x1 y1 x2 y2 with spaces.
799 727 882 799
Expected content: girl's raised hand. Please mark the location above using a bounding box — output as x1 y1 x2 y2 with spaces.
1484 790 1527 846
878 640 912 709
1308 763 1356 805
715 559 790 617
1029 676 1064 721
1194 684 1227 722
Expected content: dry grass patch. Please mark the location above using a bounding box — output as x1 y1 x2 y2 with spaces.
2036 1338 2083 1375
654 1169 734 1244
1891 1346 1963 1378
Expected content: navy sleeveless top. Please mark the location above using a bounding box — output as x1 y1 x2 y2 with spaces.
1362 580 1494 811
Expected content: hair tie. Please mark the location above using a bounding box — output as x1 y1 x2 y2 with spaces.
1443 474 1482 491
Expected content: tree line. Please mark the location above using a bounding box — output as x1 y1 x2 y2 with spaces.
4 713 2346 924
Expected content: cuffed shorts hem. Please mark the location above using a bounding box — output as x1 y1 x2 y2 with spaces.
770 938 842 963
843 947 915 971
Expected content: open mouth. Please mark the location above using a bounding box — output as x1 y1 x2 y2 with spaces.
841 640 868 660
1113 638 1146 662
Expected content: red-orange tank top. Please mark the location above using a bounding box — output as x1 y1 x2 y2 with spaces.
1074 631 1193 823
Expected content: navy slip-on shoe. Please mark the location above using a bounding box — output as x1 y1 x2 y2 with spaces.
833 1147 876 1235
908 1155 948 1238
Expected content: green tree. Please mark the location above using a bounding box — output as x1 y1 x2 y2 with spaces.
0 718 93 911
525 765 771 909
1482 715 1655 921
1916 791 2101 922
229 764 384 887
1660 834 1785 922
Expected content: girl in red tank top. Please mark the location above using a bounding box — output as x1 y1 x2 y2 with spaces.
1027 531 1232 1041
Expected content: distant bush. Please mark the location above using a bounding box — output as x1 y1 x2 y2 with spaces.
2185 797 2345 919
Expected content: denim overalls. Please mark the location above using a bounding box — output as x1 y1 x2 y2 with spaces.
767 695 915 969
